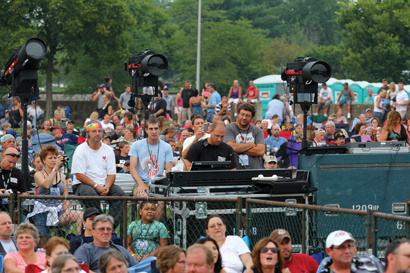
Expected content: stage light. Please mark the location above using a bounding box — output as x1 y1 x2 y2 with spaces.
1 38 47 85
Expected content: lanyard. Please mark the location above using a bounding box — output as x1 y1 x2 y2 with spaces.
1 171 12 190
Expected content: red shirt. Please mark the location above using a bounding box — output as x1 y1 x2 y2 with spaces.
247 86 257 98
283 254 319 273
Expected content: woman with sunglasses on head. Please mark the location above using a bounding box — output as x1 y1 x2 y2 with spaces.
251 237 289 273
196 238 227 273
27 145 83 248
205 214 253 273
127 200 168 262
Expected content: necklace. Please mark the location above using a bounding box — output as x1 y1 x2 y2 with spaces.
22 252 37 265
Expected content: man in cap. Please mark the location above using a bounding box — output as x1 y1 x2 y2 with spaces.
334 131 346 146
384 239 410 273
321 230 383 273
71 121 126 228
52 126 82 151
27 100 44 128
270 229 318 273
65 120 78 135
1 135 16 151
365 108 373 124
264 155 277 169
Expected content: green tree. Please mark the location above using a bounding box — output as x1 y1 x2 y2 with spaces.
64 0 177 97
0 0 133 118
306 44 348 79
337 0 410 82
218 0 347 46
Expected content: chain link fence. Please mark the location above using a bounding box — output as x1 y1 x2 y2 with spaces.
245 198 410 258
13 195 410 257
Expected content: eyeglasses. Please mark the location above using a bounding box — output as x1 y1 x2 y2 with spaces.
95 227 112 232
239 113 252 119
62 267 81 273
332 244 355 251
5 153 20 158
260 247 279 253
208 223 224 229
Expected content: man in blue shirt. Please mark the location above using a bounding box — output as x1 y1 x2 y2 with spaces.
203 83 221 122
265 124 287 155
52 126 80 151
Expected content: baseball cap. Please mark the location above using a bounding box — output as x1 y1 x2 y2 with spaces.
31 100 36 104
164 86 169 90
334 133 345 140
1 134 14 143
51 126 60 130
326 230 355 248
365 108 372 112
269 229 291 243
66 120 74 125
344 82 349 86
83 207 101 221
99 84 105 88
265 155 277 164
3 109 9 114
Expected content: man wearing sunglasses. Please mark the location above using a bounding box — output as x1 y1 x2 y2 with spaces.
270 229 318 273
0 148 27 195
321 230 383 273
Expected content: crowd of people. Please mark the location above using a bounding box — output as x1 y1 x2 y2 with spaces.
0 209 407 273
0 77 408 272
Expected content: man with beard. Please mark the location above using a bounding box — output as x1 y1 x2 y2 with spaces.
224 103 264 169
71 122 125 228
270 229 318 273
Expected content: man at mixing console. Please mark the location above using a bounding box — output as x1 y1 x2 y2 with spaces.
184 121 236 170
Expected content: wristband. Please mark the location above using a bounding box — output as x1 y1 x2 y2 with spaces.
53 169 57 172
132 254 136 257
93 184 98 189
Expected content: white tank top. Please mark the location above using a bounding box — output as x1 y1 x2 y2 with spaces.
373 95 383 113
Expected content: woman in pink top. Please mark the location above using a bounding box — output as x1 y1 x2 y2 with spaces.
4 223 47 273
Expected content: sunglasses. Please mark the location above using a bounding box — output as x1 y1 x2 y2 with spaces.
260 247 279 253
5 153 20 158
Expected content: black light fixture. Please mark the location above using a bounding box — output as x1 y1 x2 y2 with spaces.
281 56 331 148
125 49 168 119
0 38 47 102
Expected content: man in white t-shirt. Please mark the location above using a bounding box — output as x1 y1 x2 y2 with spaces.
393 82 409 118
0 212 16 257
314 83 333 117
181 115 210 158
71 121 126 227
101 114 114 133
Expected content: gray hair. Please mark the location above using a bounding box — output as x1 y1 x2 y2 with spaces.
99 249 128 273
325 121 335 128
92 214 114 230
51 254 78 273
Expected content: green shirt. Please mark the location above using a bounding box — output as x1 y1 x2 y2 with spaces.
127 220 168 256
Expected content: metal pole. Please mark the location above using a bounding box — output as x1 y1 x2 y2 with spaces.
196 0 201 90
